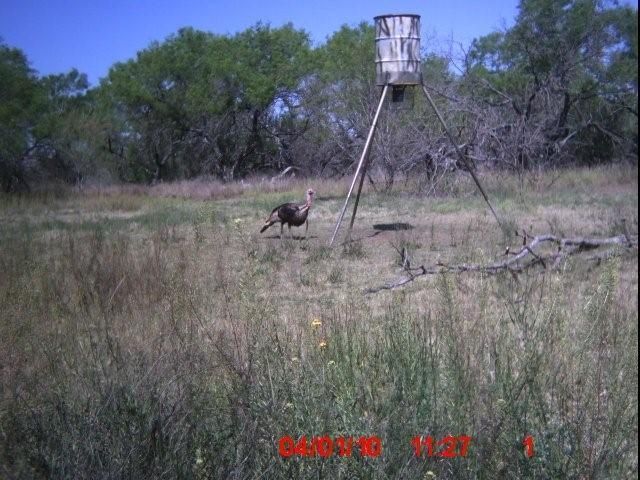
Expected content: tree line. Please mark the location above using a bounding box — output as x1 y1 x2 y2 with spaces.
0 0 637 192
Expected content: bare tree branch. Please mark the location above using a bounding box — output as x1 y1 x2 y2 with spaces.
365 233 638 294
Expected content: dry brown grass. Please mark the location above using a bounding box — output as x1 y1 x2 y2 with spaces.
0 164 637 479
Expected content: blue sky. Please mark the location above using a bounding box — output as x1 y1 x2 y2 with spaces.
0 0 637 87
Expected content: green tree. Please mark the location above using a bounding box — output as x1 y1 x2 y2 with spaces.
101 24 314 182
37 70 94 184
0 42 46 191
292 23 378 177
0 41 94 190
466 0 638 168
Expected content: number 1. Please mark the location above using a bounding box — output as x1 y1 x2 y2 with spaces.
523 435 535 458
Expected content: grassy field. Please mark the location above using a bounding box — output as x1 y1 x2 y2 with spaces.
1 166 638 479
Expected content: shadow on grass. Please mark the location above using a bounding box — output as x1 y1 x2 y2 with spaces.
261 234 318 240
372 223 414 231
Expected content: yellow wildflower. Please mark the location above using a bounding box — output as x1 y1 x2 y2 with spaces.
311 318 322 328
319 340 327 349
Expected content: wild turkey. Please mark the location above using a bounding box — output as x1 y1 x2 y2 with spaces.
260 188 315 239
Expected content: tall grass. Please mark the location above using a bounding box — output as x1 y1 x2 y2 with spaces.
0 166 637 478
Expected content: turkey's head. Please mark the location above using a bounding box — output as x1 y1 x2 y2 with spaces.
306 188 315 205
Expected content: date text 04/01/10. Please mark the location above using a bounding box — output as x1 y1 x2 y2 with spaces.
278 436 382 458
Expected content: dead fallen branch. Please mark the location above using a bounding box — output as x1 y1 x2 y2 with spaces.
365 233 637 294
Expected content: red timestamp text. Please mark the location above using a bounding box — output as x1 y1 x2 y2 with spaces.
278 435 382 458
411 435 472 458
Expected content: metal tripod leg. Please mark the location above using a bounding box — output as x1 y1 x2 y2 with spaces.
420 84 502 228
329 84 389 246
347 145 372 237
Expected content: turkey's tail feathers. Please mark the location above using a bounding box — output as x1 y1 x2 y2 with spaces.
260 222 273 233
261 209 280 233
